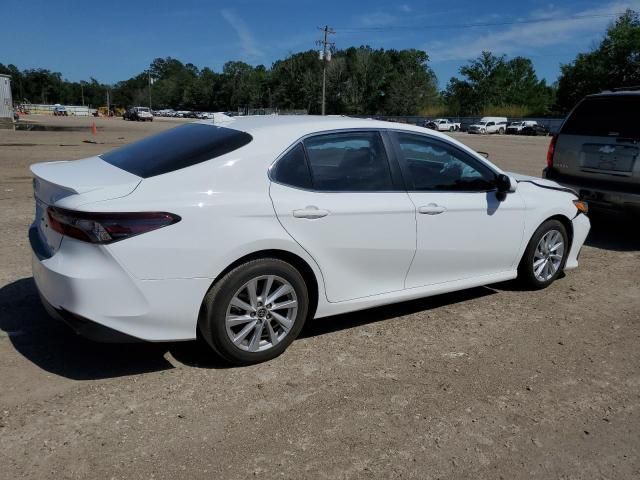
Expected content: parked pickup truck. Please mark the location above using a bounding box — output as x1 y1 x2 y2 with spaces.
468 117 508 135
424 118 461 132
506 120 538 134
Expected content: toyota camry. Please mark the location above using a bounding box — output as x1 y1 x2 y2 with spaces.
30 116 590 364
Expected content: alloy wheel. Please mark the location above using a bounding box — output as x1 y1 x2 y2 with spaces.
225 275 298 352
533 229 565 282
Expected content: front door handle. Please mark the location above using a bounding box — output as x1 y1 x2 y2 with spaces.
293 206 330 219
418 203 446 215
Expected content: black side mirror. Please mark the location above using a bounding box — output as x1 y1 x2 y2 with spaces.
496 174 512 194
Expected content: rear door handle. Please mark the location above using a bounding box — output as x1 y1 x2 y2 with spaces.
293 206 330 219
418 203 446 215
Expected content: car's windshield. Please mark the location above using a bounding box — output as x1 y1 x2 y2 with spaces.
137 107 150 112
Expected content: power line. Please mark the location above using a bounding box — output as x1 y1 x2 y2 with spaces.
316 25 335 116
339 12 625 32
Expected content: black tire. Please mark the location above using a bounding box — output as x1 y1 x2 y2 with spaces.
499 127 505 135
518 219 569 289
199 258 309 365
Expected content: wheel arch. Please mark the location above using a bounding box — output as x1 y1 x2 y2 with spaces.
197 249 320 329
518 213 574 269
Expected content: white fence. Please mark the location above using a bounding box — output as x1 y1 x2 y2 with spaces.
20 104 94 116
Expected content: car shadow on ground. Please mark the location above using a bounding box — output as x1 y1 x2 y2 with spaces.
584 210 640 252
1 277 496 378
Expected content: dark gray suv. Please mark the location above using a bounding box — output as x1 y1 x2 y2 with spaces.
544 89 639 212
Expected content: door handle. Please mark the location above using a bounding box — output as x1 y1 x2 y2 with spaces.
418 203 446 215
292 206 330 219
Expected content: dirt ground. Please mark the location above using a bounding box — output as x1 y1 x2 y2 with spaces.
0 116 638 480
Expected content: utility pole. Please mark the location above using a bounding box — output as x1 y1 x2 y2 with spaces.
80 81 85 106
316 25 335 116
148 71 153 110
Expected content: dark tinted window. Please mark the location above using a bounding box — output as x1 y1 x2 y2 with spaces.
100 123 252 178
271 143 312 189
562 95 640 138
303 132 393 191
395 133 496 191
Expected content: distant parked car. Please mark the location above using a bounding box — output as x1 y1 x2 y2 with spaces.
424 118 460 132
544 88 639 213
521 124 549 136
123 107 153 121
53 105 68 116
507 121 538 135
468 117 508 135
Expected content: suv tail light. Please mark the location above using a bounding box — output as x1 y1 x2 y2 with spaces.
47 207 180 244
547 135 557 168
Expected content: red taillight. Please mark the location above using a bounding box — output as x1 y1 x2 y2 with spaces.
47 207 180 244
547 135 557 168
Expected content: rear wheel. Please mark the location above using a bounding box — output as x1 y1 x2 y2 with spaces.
498 127 505 135
199 258 309 365
518 219 568 289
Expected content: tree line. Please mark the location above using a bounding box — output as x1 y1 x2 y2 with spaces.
1 9 637 117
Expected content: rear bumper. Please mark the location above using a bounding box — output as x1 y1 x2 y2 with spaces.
544 168 640 210
30 227 211 342
39 293 142 343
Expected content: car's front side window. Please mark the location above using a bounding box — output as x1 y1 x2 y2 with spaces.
393 133 496 192
303 132 393 191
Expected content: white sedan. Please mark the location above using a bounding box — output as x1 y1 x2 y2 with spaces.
29 116 590 364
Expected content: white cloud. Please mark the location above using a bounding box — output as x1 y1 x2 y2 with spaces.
359 11 398 27
221 9 264 60
426 1 640 62
400 4 412 13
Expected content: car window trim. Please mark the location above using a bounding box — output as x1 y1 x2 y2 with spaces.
268 128 405 193
387 130 500 194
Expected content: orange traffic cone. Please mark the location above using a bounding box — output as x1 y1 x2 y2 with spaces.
91 122 97 135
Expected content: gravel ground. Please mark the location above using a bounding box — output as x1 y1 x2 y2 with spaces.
0 116 639 479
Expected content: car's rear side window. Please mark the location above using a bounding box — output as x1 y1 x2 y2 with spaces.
271 143 312 189
303 132 394 191
100 123 252 178
562 96 640 138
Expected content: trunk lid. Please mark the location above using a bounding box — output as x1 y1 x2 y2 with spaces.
30 157 141 255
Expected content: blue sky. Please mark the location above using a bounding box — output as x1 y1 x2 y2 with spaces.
2 0 638 88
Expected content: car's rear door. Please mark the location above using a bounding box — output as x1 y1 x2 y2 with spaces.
388 131 525 288
269 130 416 303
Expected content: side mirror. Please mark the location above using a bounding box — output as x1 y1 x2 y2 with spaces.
496 174 517 194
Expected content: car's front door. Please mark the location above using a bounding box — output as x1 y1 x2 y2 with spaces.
389 131 525 288
269 131 416 303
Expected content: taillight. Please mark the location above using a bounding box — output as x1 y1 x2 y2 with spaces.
547 135 557 168
47 207 180 244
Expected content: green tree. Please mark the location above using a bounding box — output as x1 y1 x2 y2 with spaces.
443 51 553 116
555 9 640 113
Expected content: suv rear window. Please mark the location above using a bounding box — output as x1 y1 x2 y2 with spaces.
101 123 252 178
562 95 640 138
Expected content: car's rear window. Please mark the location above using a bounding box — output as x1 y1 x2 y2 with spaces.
562 95 640 138
100 123 252 178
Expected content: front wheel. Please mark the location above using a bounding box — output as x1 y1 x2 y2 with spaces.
518 219 568 289
199 258 309 365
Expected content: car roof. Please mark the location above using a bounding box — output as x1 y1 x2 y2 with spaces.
199 115 434 139
191 115 503 174
589 89 640 97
